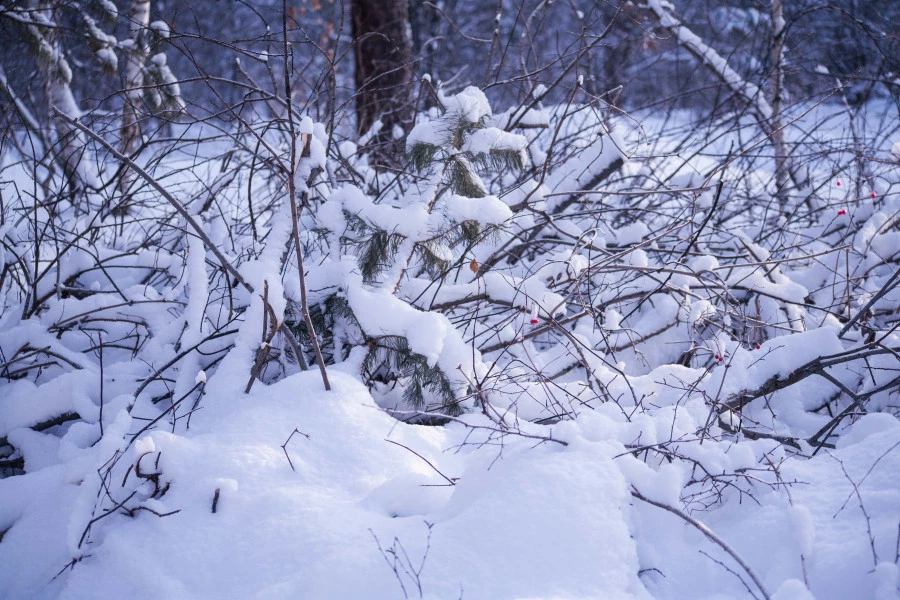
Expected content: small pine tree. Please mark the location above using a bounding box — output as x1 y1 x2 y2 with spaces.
357 85 526 285
304 86 528 416
362 335 460 415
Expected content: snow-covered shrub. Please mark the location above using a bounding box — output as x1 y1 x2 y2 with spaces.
296 87 529 413
1 41 900 598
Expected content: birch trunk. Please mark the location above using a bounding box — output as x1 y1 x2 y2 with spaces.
118 0 151 197
28 0 97 189
770 0 789 211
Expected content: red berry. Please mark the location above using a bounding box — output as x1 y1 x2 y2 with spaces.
755 344 761 350
836 181 842 186
871 192 877 198
837 209 847 216
530 318 539 325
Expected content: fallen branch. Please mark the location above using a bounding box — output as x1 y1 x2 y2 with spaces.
631 487 771 600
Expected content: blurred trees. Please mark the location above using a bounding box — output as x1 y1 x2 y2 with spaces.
2 0 898 155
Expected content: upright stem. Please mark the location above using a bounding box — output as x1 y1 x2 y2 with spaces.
118 0 151 197
483 0 503 86
770 0 789 210
283 0 330 390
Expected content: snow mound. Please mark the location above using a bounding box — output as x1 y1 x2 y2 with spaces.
4 370 649 600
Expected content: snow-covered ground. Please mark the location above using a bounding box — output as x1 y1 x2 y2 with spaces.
2 363 898 599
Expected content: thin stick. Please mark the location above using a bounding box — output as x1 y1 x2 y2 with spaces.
631 488 771 600
385 439 457 486
283 0 330 390
281 427 310 472
98 332 105 437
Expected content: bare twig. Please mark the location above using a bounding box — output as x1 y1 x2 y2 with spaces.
281 427 310 472
631 487 771 600
385 439 457 486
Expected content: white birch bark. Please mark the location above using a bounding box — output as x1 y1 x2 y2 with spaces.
118 0 151 196
770 0 789 208
27 0 99 188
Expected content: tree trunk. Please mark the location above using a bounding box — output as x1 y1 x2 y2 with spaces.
118 0 151 199
27 0 97 189
770 0 789 211
351 0 414 167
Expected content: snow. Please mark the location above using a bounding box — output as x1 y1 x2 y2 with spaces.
441 86 492 125
95 48 117 72
773 579 815 600
442 193 512 225
837 413 900 448
462 127 528 161
319 184 429 240
688 299 717 324
26 367 884 600
616 222 649 245
99 0 117 19
150 21 171 39
406 120 444 151
348 285 450 367
1 371 654 599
